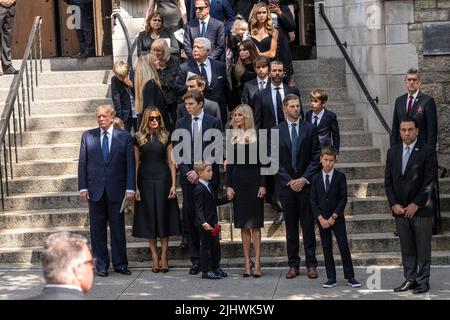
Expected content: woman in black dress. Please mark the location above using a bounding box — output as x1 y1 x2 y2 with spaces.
132 108 181 273
231 39 259 108
249 2 278 59
226 104 266 278
137 11 179 57
151 39 180 130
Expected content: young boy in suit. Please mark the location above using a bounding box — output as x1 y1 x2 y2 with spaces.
306 89 340 153
193 162 230 279
311 146 360 288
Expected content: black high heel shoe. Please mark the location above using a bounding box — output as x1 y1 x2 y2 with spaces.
151 258 160 273
160 258 169 273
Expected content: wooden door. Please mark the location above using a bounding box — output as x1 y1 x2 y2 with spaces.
11 0 57 59
58 0 81 56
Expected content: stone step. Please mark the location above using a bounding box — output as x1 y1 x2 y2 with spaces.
0 84 110 101
12 56 113 72
30 98 112 115
303 102 356 115
3 160 385 181
0 70 113 88
294 73 346 88
0 228 449 259
4 190 449 215
15 143 380 163
300 87 347 101
293 59 346 75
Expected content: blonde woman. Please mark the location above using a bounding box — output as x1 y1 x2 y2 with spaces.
249 2 278 59
226 104 266 278
132 108 181 273
134 53 171 130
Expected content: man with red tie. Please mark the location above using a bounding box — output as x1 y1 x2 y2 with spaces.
390 68 437 149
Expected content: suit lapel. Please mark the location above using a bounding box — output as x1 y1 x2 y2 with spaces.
209 60 217 88
403 142 420 175
266 88 276 120
280 122 292 155
296 120 306 154
106 128 118 165
93 128 103 162
399 93 408 118
395 144 403 176
410 91 423 115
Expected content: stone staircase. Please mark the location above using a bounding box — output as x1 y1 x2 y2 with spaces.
0 57 449 266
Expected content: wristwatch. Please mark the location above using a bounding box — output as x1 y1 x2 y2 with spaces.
331 214 338 220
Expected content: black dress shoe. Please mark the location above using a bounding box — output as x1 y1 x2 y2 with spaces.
70 52 84 59
413 284 430 294
97 270 108 277
214 268 227 277
189 264 201 275
3 67 18 75
394 280 417 292
202 271 221 279
114 268 132 275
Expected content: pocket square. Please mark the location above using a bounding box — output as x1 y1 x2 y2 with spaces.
218 76 223 79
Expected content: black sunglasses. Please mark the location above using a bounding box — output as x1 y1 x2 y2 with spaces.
149 116 161 122
195 6 207 11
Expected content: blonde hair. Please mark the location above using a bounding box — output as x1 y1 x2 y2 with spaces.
113 60 130 78
249 2 274 36
230 104 257 144
231 19 248 35
134 53 161 114
151 38 171 63
112 117 125 130
96 104 115 117
193 161 212 174
137 107 168 146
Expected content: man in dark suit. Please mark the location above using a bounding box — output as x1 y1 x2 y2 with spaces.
241 56 270 106
177 74 222 125
186 0 234 35
275 94 321 280
253 60 302 222
65 0 95 58
305 89 340 152
0 0 18 75
385 118 437 294
78 105 135 277
175 37 230 127
390 68 439 234
184 0 225 61
29 232 94 300
173 90 222 275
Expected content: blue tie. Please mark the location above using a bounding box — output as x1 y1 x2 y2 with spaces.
291 123 298 171
325 174 330 193
201 21 206 37
102 131 109 161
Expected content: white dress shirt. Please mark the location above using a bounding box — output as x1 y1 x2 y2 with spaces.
196 58 212 84
100 126 113 152
271 83 285 122
402 139 417 171
322 168 334 188
257 76 269 90
199 15 210 36
191 110 204 136
406 90 419 113
311 108 325 126
286 118 300 141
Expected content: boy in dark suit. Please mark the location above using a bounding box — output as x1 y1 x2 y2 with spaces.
311 146 360 288
111 61 137 132
193 162 229 279
306 89 340 153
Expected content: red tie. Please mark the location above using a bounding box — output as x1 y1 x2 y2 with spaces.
407 95 413 114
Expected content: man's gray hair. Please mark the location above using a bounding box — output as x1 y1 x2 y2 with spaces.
42 232 88 284
194 37 211 52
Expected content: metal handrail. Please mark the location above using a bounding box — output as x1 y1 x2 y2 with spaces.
0 16 43 211
318 3 446 233
111 12 133 67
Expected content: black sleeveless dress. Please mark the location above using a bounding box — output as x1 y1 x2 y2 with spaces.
251 35 272 55
226 141 265 229
132 134 181 239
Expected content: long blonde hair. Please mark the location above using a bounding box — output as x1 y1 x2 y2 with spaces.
249 2 275 36
136 108 169 146
134 53 161 114
230 104 257 144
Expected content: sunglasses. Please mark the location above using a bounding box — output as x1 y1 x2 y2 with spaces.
149 116 161 122
195 6 207 11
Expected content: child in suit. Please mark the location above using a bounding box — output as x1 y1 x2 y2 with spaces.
311 146 360 288
306 89 340 153
193 162 230 280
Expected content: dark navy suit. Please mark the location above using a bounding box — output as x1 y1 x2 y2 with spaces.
111 76 135 132
78 127 135 271
173 113 222 266
275 120 321 268
305 109 340 152
186 0 234 35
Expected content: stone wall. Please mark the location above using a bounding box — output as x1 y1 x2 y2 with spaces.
315 0 450 167
410 0 450 168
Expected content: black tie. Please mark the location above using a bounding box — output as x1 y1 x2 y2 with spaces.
325 174 330 193
201 21 206 37
313 115 318 127
200 63 208 86
275 87 284 124
291 123 298 172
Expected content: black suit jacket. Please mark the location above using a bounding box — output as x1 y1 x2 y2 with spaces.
253 84 303 130
142 80 172 129
183 17 225 61
305 109 340 152
241 78 270 106
384 141 437 217
194 182 228 226
173 114 222 187
177 99 222 124
390 91 438 148
28 286 87 300
311 170 347 219
111 76 134 122
275 120 321 197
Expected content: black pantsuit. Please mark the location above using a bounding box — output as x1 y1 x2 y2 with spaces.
199 228 221 274
88 193 128 271
182 184 200 265
280 191 317 268
0 3 15 71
